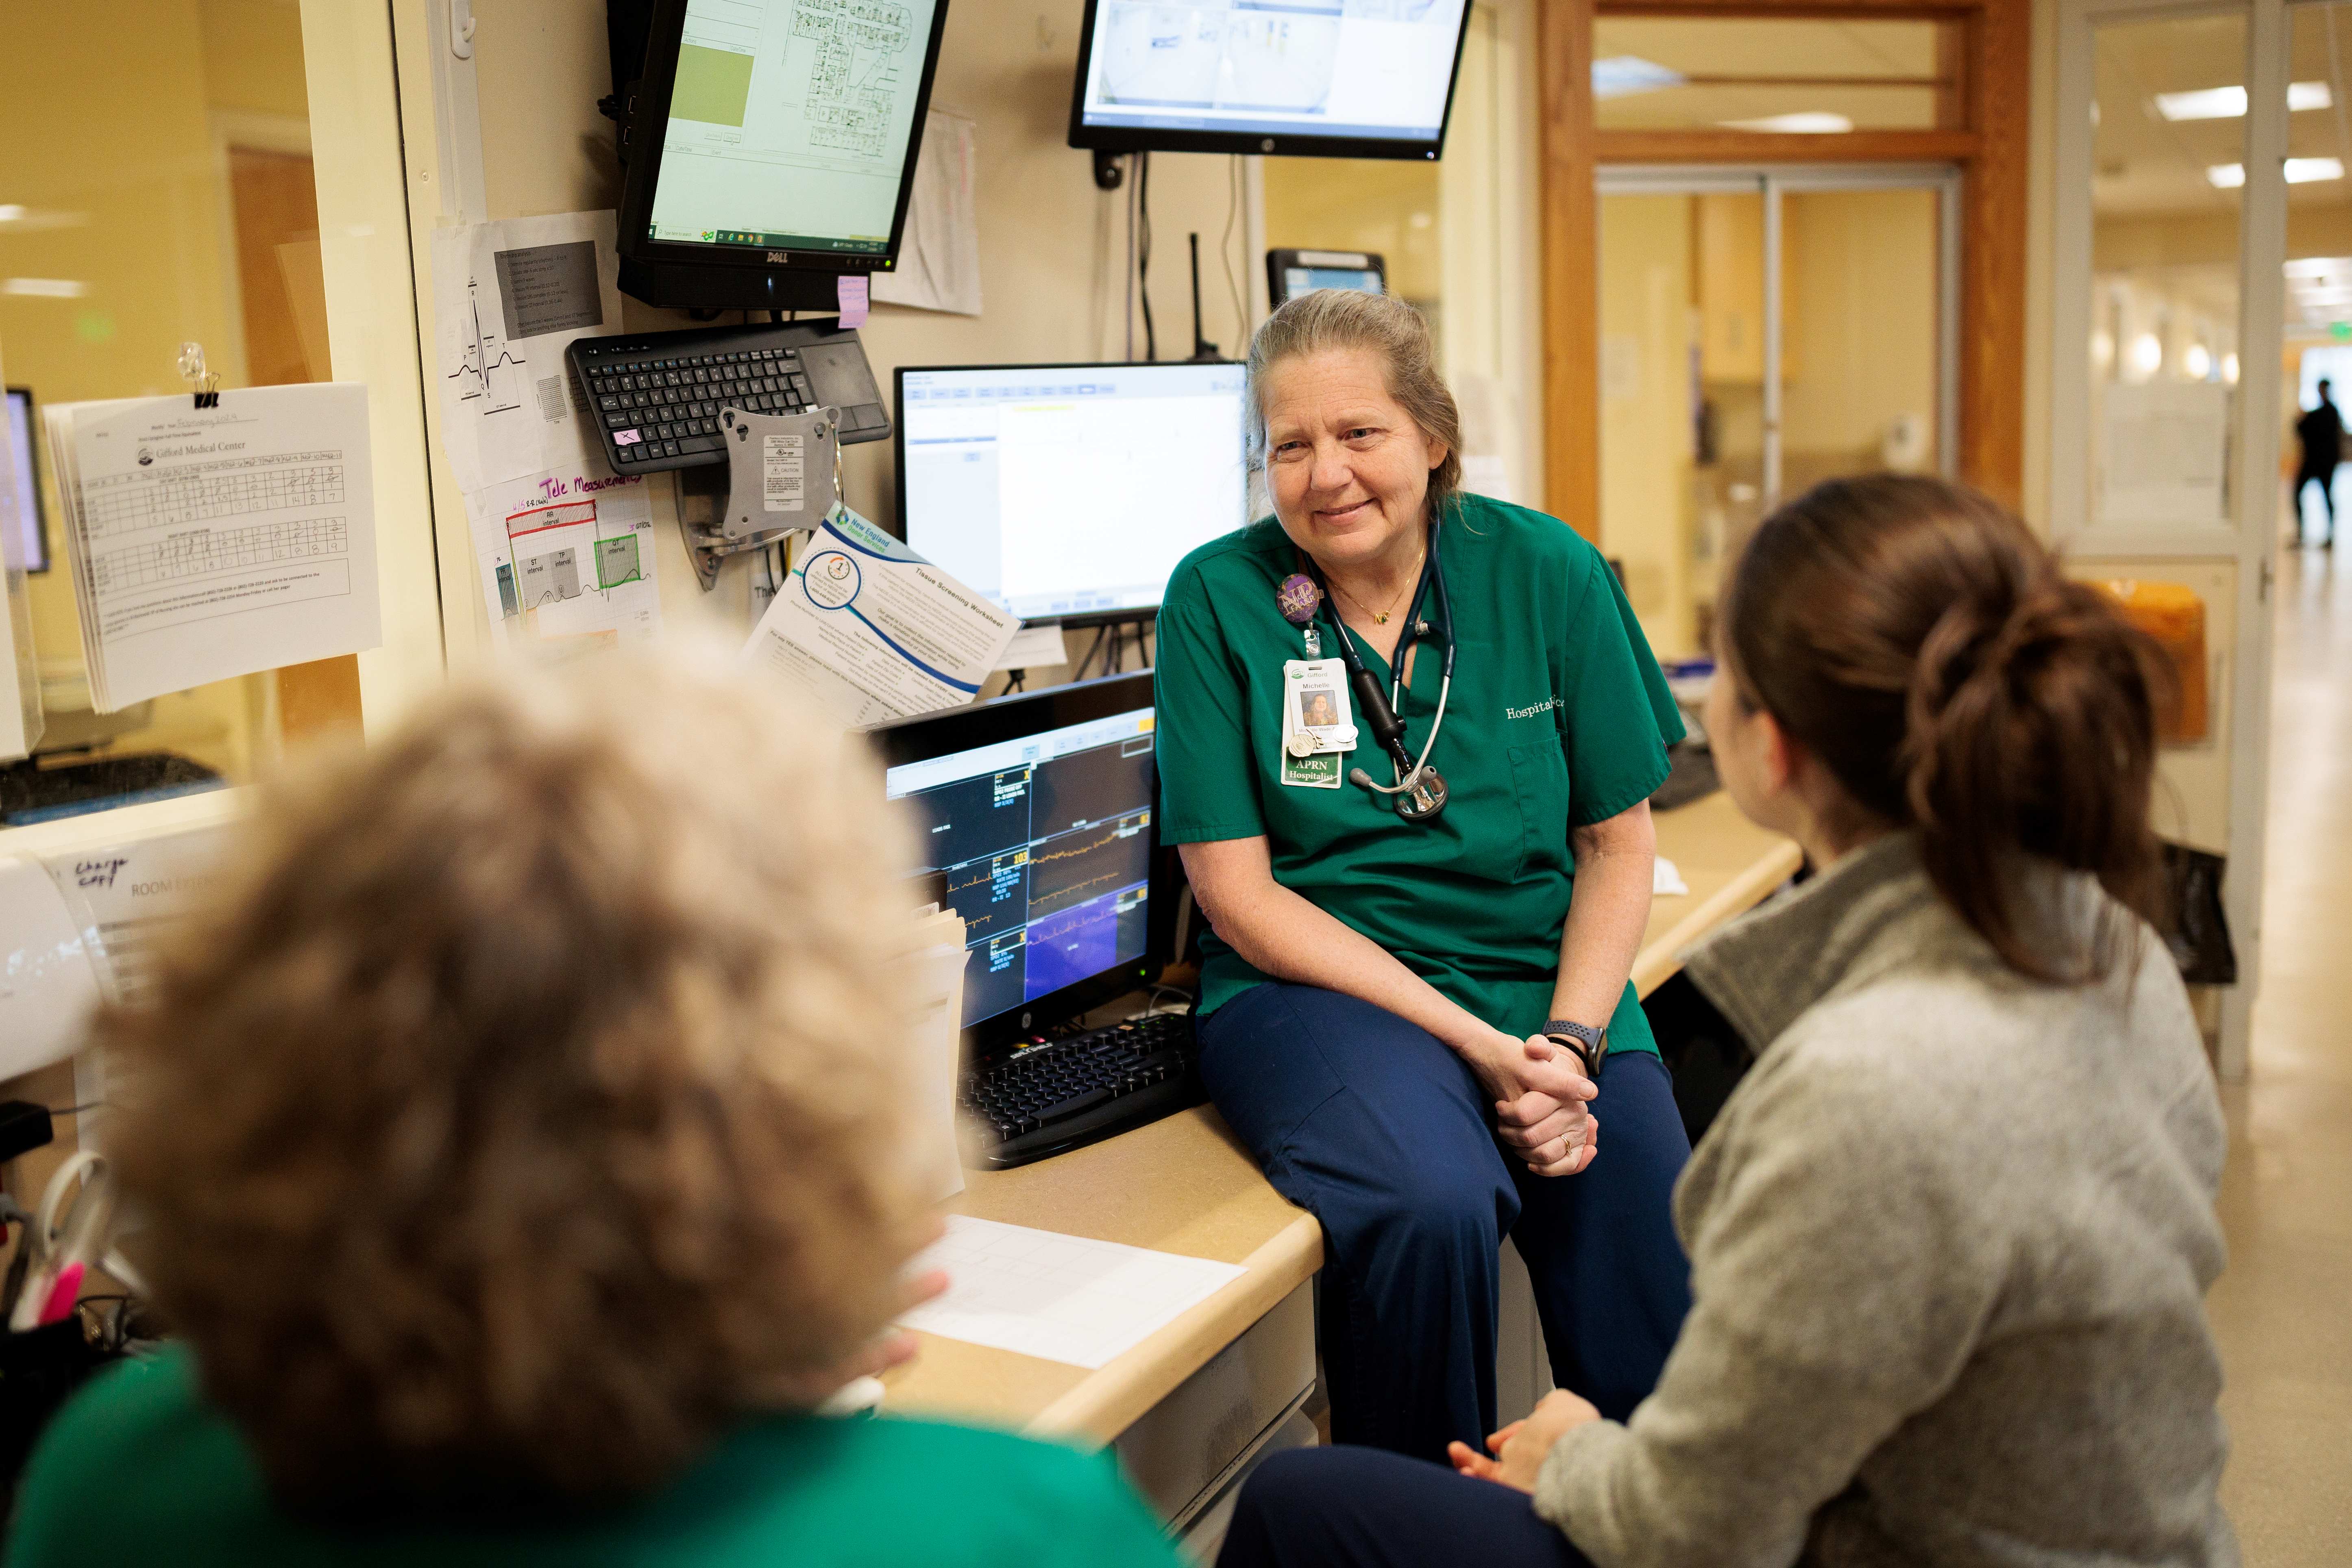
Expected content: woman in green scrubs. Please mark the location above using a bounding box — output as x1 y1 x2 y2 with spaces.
1154 290 1691 1461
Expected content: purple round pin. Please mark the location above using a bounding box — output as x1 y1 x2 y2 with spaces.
1276 573 1323 627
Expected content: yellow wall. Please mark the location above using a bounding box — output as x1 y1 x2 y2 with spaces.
1596 194 1696 657
1781 188 1939 465
1263 159 1444 306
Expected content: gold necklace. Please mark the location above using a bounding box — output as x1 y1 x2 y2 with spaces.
1329 551 1424 626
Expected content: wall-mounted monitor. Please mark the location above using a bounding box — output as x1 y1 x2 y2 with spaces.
1267 248 1386 307
614 0 952 310
1066 0 1473 161
894 361 1247 623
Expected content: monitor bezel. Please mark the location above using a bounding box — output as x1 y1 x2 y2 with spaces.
1063 0 1474 161
868 671 1168 1064
614 0 952 285
5 387 48 575
889 359 1247 626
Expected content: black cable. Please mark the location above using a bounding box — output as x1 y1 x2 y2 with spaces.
1135 152 1147 354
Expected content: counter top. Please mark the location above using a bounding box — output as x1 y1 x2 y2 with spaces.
884 792 1800 1445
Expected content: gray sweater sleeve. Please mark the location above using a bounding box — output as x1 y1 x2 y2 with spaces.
1532 1015 2004 1568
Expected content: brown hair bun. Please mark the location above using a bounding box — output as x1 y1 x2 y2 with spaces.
1720 474 2169 981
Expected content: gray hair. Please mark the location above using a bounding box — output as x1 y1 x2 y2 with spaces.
1244 290 1465 523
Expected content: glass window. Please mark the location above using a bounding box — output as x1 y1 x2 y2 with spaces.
2086 11 2245 527
0 0 361 819
1592 17 1962 135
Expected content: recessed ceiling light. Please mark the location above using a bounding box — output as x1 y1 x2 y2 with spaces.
1720 112 1853 134
1592 57 1684 100
2155 81 2332 120
0 278 86 298
2209 163 2247 187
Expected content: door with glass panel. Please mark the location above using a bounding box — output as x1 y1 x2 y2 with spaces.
1595 167 1959 660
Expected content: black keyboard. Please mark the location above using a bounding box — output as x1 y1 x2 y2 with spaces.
566 320 892 476
962 1012 1205 1169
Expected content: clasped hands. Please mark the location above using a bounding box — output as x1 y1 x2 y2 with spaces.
1474 1031 1599 1178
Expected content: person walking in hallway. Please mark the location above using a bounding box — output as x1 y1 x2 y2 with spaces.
2295 379 2343 548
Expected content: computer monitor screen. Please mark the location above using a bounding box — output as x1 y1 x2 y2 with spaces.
1067 0 1473 160
1286 266 1382 297
896 362 1247 621
880 676 1158 1045
629 0 947 263
4 389 46 574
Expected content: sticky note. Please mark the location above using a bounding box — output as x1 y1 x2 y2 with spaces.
837 274 869 328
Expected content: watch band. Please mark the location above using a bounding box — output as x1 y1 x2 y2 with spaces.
1542 1019 1608 1078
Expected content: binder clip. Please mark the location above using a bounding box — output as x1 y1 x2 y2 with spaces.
178 341 219 409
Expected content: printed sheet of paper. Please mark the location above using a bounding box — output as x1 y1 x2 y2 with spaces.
48 386 381 712
431 211 621 492
744 505 1017 725
899 1216 1247 1369
463 466 660 650
872 110 981 317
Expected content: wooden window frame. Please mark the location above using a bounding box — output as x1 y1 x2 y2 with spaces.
1539 0 2031 534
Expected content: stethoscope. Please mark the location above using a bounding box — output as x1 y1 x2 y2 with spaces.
1290 515 1457 823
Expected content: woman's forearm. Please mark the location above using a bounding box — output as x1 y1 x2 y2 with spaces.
1550 803 1656 1031
1180 841 1493 1055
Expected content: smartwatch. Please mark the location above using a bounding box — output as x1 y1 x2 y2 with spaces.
1542 1019 1608 1079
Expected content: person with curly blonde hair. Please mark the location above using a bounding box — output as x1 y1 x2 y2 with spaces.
7 648 1178 1568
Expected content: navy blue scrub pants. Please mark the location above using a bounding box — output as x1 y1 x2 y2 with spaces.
1197 983 1692 1461
1217 1446 1592 1568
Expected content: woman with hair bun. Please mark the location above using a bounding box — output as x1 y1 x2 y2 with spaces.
1217 475 2237 1568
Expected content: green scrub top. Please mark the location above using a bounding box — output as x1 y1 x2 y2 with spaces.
1154 492 1685 1053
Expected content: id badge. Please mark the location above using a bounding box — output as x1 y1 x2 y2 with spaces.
1283 659 1357 755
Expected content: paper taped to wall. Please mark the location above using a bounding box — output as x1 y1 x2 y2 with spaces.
899 1215 1246 1369
43 385 382 712
463 466 661 650
872 110 981 318
743 505 1016 724
431 211 621 492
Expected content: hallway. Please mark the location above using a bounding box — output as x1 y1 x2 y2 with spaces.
2208 546 2352 1563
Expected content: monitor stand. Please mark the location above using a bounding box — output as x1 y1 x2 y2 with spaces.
618 257 864 314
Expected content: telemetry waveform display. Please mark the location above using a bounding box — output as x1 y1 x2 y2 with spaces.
900 731 1155 1027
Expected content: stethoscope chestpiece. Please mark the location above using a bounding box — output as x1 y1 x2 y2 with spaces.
1393 764 1448 822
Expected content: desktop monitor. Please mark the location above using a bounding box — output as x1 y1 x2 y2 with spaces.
894 362 1247 621
873 673 1163 1058
1266 248 1385 307
613 0 952 311
4 389 46 574
1065 0 1474 161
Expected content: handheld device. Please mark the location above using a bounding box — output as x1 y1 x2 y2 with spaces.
893 361 1247 621
1067 0 1474 161
1266 249 1386 308
612 0 952 311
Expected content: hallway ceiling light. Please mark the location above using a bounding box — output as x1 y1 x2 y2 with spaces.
2186 344 2214 379
0 278 86 298
1720 112 1853 134
1592 57 1684 99
2130 333 2164 376
2207 158 2346 187
2155 81 2332 120
2223 352 2241 384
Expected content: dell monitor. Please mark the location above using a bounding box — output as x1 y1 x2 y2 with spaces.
874 673 1163 1056
1066 0 1474 160
4 389 46 574
614 0 952 310
894 362 1247 621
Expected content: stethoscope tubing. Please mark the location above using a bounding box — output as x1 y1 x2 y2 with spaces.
1313 512 1456 798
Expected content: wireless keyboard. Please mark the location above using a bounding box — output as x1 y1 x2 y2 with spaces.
962 1011 1204 1169
566 320 891 476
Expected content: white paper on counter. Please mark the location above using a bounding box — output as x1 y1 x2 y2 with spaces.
430 211 620 492
462 466 660 649
994 621 1069 672
48 386 381 711
744 505 1017 725
899 1215 1246 1369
